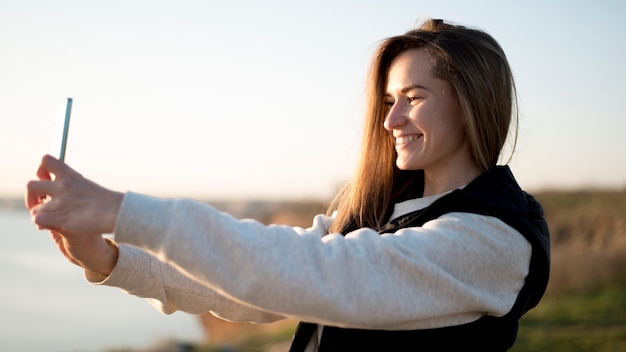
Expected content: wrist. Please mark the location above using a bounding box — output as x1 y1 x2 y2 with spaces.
87 237 119 278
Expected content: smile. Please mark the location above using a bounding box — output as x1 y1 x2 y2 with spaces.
395 135 423 145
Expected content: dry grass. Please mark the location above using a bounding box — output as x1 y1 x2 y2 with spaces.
534 189 626 293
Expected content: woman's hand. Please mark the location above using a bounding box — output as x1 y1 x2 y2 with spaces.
25 155 124 275
26 155 123 235
49 230 119 277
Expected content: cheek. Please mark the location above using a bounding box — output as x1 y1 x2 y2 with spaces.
445 120 467 147
430 110 466 148
442 103 465 137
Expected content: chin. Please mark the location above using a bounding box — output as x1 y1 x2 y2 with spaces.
395 161 421 171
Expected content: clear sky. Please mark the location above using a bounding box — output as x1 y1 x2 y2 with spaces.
2 0 625 201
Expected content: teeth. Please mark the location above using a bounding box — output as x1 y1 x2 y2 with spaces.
395 135 421 145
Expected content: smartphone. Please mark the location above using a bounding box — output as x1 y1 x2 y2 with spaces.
52 98 73 161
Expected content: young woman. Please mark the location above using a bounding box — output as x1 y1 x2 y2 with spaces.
26 19 550 351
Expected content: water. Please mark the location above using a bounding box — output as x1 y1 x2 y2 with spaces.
0 209 204 352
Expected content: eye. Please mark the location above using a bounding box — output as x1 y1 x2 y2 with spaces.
407 96 424 105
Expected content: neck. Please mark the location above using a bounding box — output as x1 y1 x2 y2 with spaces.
422 161 482 197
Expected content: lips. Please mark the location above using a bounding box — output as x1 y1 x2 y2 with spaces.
395 134 423 145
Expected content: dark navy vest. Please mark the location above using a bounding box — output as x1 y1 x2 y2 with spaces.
289 166 550 351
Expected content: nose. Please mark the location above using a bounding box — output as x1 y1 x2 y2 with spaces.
383 103 406 131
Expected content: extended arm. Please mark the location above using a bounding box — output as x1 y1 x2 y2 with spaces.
26 156 532 330
89 242 284 323
113 192 531 330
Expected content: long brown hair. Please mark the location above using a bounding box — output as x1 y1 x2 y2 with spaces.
327 19 518 233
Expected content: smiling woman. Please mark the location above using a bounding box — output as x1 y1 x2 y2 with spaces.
25 19 549 352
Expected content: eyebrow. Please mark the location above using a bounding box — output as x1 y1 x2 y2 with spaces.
385 83 430 96
400 84 430 93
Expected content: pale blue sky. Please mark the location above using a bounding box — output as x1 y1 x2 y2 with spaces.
2 0 625 200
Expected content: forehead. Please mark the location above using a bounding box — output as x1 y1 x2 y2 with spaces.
386 48 437 89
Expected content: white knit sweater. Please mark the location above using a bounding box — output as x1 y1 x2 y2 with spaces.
88 191 531 349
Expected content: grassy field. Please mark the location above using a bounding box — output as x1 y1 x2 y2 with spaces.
512 283 626 352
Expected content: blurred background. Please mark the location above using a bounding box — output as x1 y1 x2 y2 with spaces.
1 0 625 351
2 0 626 200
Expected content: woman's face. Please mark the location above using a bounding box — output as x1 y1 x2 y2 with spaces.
383 48 477 190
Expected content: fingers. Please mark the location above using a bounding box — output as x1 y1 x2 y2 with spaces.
38 154 80 180
30 203 62 232
25 154 123 236
25 177 66 231
35 157 53 182
25 155 80 210
25 179 53 210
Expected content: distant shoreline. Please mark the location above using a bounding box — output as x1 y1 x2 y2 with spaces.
0 196 329 219
3 187 625 213
0 198 27 211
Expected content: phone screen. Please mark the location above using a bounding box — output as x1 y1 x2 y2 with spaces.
51 98 73 161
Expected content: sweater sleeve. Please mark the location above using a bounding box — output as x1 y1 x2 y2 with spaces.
85 242 285 323
112 192 531 330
